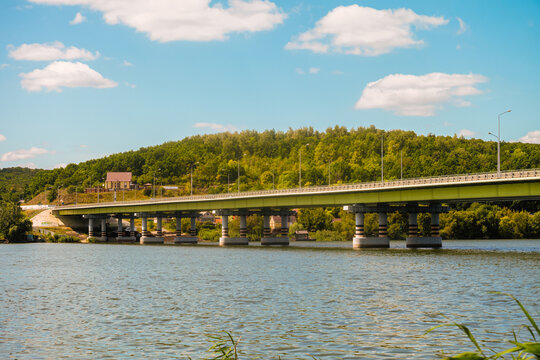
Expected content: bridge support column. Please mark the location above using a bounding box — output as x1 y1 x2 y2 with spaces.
130 216 135 237
140 215 163 244
174 215 198 244
99 218 107 241
239 215 247 238
88 218 94 238
352 210 389 248
263 215 271 237
406 205 442 249
263 212 290 245
117 215 135 242
220 214 248 246
353 212 367 248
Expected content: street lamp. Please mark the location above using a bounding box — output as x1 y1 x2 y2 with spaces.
392 144 403 180
299 144 309 189
381 134 384 183
153 169 160 199
237 153 246 193
489 110 511 176
191 162 198 196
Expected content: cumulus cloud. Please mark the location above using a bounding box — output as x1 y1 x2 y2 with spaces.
122 60 133 67
285 5 448 56
54 163 68 168
0 64 9 70
29 0 286 42
70 12 86 24
295 68 305 75
125 82 136 88
518 130 540 144
1 147 52 161
193 122 237 132
458 129 476 138
309 67 320 74
20 61 118 92
457 17 467 34
355 72 487 116
8 41 99 61
0 134 6 142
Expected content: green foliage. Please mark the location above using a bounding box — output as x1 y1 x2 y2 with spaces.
199 228 221 241
43 233 80 243
47 188 58 204
204 331 239 360
297 208 333 232
13 126 540 202
0 201 33 242
312 229 346 241
0 167 40 202
440 204 540 239
426 292 539 359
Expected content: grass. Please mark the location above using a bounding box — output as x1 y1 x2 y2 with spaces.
425 292 539 359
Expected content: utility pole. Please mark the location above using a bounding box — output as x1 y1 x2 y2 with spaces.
381 134 384 183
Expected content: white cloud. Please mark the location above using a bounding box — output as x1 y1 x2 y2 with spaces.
8 41 99 61
0 64 9 70
193 122 237 132
20 61 118 92
0 134 6 142
332 70 344 75
54 163 67 168
355 72 487 116
295 68 305 75
309 67 320 74
122 60 133 67
70 12 86 24
285 5 448 56
80 144 88 148
458 129 476 138
457 17 467 34
518 130 540 144
29 0 286 42
1 147 52 161
125 82 136 88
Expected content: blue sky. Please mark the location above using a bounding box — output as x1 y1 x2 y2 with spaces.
1 0 539 169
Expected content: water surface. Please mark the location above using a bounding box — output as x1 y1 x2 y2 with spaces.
1 240 539 359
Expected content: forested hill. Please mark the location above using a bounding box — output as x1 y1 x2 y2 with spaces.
15 126 540 199
0 167 41 202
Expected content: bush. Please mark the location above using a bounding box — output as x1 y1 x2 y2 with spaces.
311 229 346 242
43 233 80 243
199 228 220 241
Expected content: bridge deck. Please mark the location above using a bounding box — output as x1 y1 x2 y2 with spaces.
54 169 540 215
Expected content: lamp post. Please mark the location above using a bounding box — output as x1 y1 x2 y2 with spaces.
381 134 384 183
299 144 309 189
272 169 275 190
237 153 246 193
191 162 198 196
153 168 160 199
489 110 511 176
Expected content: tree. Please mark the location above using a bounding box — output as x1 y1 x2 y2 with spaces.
297 208 333 232
47 188 58 204
0 201 33 242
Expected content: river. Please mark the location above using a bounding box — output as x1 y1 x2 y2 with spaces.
1 240 539 359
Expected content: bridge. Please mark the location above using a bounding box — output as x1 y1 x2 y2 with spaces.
53 169 540 248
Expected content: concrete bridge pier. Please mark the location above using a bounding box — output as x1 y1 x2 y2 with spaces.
99 218 108 242
350 205 389 248
174 214 198 244
116 215 135 242
88 217 95 238
130 216 135 237
219 213 248 246
262 211 290 245
406 204 442 249
263 215 271 237
140 214 163 244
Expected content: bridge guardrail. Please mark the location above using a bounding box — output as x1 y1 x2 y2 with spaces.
57 168 540 209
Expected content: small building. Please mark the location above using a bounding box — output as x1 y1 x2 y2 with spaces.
105 172 132 191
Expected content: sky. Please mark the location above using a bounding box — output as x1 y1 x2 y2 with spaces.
0 0 539 169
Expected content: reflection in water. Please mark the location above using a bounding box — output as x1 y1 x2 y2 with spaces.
0 241 539 359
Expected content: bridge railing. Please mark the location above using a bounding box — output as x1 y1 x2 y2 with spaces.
57 168 539 209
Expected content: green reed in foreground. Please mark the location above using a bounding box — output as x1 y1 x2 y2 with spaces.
426 292 539 359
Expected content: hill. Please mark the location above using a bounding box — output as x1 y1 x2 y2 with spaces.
4 126 540 201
